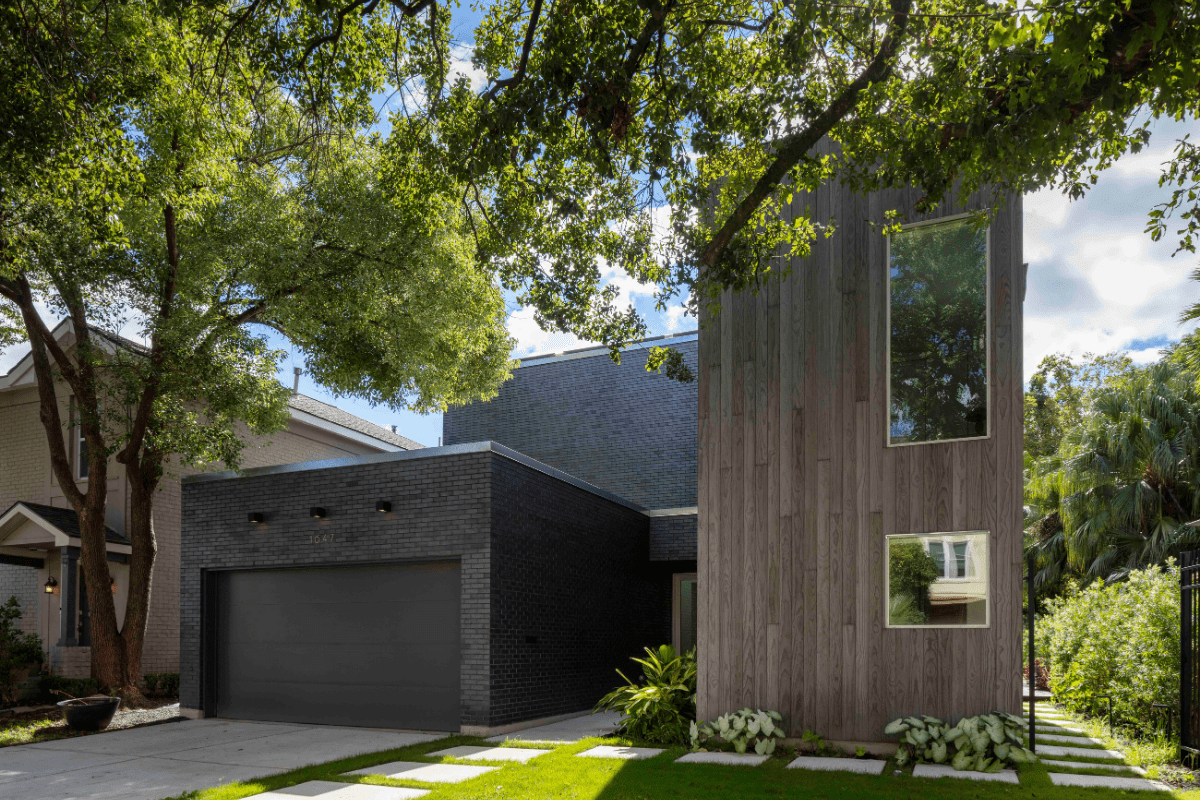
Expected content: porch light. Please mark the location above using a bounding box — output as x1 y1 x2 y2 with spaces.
376 500 391 513
44 577 58 594
110 576 118 594
310 507 327 519
248 512 265 523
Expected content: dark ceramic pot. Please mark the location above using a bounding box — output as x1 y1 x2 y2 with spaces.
58 696 121 731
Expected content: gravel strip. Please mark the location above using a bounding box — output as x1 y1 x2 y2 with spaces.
1 700 181 746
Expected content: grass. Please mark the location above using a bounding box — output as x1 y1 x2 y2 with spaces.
162 731 1200 800
0 716 71 746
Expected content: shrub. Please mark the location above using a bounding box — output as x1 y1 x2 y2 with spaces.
692 708 786 755
144 672 180 697
886 713 1034 771
889 542 940 621
0 596 43 704
595 645 696 745
1035 563 1179 729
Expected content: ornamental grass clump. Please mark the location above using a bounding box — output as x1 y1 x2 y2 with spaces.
885 713 1034 771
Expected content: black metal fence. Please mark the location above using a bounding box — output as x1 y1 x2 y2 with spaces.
1180 549 1200 763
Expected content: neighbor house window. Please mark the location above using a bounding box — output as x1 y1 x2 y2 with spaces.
886 532 988 628
673 573 697 655
72 398 88 480
887 215 989 446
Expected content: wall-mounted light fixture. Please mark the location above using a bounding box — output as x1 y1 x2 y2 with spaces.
44 576 58 595
310 507 327 519
376 500 392 514
248 512 265 524
110 575 118 594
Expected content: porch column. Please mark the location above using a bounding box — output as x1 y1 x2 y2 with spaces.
58 546 79 647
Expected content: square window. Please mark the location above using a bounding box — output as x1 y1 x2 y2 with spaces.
886 532 988 628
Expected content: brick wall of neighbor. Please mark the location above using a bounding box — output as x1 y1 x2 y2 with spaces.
488 455 666 726
179 451 494 725
0 565 41 637
444 338 699 512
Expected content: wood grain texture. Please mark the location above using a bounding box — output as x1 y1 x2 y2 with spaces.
696 164 1023 740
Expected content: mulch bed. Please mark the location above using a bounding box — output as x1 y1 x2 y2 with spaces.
0 698 182 747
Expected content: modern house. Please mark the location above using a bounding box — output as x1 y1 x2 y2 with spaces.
0 320 422 678
177 335 699 733
177 173 1023 742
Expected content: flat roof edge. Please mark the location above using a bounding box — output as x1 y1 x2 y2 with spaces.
517 331 698 368
182 441 646 514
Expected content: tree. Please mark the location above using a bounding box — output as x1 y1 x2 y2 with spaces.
1024 352 1135 461
1026 361 1200 589
888 541 941 623
1 0 512 693
287 0 1200 367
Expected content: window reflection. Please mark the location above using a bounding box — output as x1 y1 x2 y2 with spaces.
887 532 988 627
889 217 989 445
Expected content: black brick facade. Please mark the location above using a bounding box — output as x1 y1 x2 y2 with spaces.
180 444 669 730
648 514 698 561
444 337 699 513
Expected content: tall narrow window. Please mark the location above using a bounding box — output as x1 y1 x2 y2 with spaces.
73 398 88 480
673 573 698 655
888 216 989 445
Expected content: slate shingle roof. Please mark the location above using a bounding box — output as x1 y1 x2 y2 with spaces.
3 501 131 545
287 394 423 451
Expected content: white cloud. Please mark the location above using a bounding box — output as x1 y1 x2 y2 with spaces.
449 43 487 94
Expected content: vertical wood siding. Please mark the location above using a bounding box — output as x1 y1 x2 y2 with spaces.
697 156 1024 741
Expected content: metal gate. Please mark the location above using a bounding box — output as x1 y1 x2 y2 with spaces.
1181 549 1200 763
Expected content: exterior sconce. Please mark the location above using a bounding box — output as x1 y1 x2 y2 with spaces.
110 575 118 595
310 507 327 519
44 576 58 595
376 500 391 513
248 512 265 523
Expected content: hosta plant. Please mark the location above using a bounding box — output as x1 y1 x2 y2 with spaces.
691 708 785 755
594 645 696 745
885 713 1034 772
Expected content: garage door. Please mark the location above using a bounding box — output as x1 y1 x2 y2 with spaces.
214 561 460 730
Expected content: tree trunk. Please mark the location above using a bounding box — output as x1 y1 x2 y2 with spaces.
119 460 160 693
80 507 127 690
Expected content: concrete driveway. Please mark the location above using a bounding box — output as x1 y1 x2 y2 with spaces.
0 718 443 800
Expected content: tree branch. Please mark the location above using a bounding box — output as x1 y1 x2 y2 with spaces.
700 0 913 271
483 0 543 101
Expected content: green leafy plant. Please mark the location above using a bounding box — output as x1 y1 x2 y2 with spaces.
885 713 1034 772
888 542 940 623
38 676 100 703
0 596 43 704
799 729 842 757
691 708 785 755
143 672 180 697
595 645 696 745
1035 563 1178 730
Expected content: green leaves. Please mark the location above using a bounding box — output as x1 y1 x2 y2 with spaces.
885 713 1029 772
692 707 787 754
595 645 698 745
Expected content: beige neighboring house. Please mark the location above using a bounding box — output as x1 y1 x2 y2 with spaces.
0 320 421 678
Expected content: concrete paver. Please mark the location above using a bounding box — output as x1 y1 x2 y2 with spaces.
246 780 429 798
428 746 552 763
1047 773 1169 791
786 756 886 774
1037 744 1125 760
345 761 497 783
1038 733 1109 746
675 752 769 766
576 746 664 760
912 764 1019 783
1040 759 1146 774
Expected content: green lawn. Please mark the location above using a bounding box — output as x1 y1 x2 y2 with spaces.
166 734 1200 800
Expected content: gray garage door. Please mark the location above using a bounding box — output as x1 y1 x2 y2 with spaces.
214 561 460 730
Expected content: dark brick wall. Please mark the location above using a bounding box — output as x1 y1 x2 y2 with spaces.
488 456 668 725
444 338 699 512
648 515 697 561
180 451 494 726
180 445 675 729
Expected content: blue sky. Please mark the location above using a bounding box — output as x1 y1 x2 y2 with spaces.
2 45 1197 447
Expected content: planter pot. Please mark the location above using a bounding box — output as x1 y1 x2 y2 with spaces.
58 696 121 731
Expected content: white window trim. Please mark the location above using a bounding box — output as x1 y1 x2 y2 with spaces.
72 398 88 482
885 211 993 448
885 530 990 629
925 537 976 583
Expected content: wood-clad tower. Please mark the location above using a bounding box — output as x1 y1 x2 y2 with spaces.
696 164 1024 742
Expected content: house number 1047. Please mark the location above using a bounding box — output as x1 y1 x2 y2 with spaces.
309 533 336 544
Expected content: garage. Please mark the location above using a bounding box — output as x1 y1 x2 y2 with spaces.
213 561 461 731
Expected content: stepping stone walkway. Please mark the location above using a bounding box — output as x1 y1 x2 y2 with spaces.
245 781 429 799
675 752 770 766
1038 744 1126 759
786 756 886 774
912 764 1019 783
1048 773 1169 791
577 745 665 760
1041 759 1146 774
1039 733 1109 746
427 746 552 763
345 761 498 783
